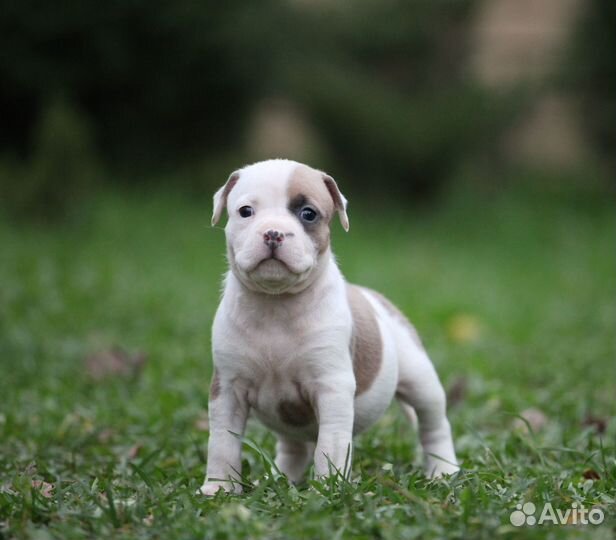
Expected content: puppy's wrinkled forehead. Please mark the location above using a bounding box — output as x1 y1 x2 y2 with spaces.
231 161 334 218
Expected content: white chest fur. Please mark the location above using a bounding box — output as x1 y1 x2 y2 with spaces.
212 262 402 440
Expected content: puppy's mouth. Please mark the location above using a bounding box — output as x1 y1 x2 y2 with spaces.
250 257 296 280
254 255 294 273
230 242 316 293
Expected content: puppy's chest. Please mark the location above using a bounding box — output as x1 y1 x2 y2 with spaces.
236 338 313 410
224 325 305 371
217 308 318 371
221 327 319 435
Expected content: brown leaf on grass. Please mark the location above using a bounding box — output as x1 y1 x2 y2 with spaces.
97 428 116 444
582 414 607 434
85 347 147 381
194 412 210 432
446 314 482 344
31 480 54 498
512 407 548 434
127 444 143 460
583 469 600 480
446 376 468 408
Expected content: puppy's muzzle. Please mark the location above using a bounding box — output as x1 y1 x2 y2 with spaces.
263 229 284 251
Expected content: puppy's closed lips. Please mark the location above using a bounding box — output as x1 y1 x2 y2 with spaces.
236 249 301 274
254 256 294 275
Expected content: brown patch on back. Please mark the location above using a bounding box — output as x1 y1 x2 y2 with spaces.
367 289 423 348
347 285 383 395
278 399 315 426
209 369 221 400
287 164 335 254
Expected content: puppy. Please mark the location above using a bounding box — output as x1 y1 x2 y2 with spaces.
199 159 458 495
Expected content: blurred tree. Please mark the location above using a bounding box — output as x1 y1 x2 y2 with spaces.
0 98 99 219
0 0 512 201
567 0 616 170
227 0 509 197
0 1 254 166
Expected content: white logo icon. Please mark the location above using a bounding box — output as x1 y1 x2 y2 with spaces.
509 502 604 527
510 502 536 526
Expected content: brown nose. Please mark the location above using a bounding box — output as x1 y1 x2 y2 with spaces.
263 229 284 250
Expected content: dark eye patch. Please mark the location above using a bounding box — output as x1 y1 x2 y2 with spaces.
288 194 320 227
288 194 308 211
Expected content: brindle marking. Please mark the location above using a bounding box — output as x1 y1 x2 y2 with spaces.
209 369 221 400
347 284 383 395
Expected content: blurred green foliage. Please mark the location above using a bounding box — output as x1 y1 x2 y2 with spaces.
1 0 613 219
567 0 616 168
0 98 100 219
0 0 512 209
0 183 614 538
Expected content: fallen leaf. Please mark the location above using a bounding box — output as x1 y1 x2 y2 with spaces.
512 407 548 433
97 428 116 443
127 444 142 459
582 414 607 434
446 314 482 344
85 347 147 381
447 376 468 408
583 469 600 480
31 480 54 498
194 413 210 432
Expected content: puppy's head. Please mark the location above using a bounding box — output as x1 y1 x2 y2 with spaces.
212 159 349 294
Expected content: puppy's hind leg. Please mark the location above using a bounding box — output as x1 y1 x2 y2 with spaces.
274 437 315 483
396 345 459 478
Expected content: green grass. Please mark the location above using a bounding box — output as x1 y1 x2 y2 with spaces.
1 182 615 539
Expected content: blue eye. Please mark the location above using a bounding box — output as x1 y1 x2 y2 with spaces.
239 206 254 218
300 207 318 223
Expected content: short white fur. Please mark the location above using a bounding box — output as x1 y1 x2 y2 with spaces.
199 159 458 495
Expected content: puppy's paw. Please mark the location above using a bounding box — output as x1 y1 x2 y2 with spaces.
196 481 240 496
426 460 460 479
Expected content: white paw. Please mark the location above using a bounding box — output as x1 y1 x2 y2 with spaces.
197 481 238 496
426 459 460 478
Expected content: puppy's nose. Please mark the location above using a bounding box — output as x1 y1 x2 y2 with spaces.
263 229 284 250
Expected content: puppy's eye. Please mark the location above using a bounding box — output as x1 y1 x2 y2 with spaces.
238 206 254 218
299 206 318 223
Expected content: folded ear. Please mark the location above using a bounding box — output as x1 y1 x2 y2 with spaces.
211 171 240 226
323 174 349 232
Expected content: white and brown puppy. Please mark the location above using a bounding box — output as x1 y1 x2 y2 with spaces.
199 159 458 496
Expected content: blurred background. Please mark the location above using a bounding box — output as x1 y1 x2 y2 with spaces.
0 0 614 215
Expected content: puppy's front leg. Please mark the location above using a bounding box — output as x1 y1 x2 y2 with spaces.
313 379 355 479
198 374 249 496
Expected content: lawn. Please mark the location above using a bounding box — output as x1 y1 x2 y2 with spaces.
1 180 615 539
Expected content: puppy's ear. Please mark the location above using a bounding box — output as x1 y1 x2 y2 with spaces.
211 171 240 226
323 174 349 232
